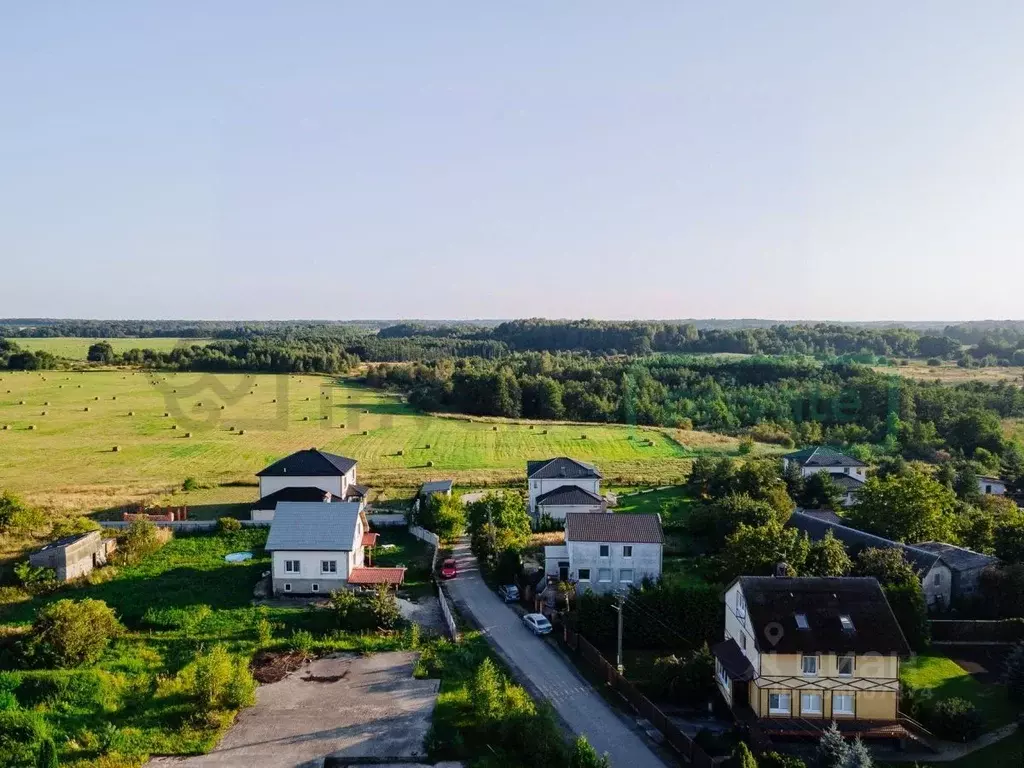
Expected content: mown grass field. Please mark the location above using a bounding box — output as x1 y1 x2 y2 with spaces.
873 360 1024 385
0 370 765 518
13 337 211 359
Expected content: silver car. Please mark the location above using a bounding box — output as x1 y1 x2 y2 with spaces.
522 613 553 636
498 584 519 602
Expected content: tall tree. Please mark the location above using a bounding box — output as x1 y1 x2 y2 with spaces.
846 468 957 544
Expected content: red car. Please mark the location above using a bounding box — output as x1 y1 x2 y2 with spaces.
440 559 458 579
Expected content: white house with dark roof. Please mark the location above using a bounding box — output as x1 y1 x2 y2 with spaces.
783 446 867 481
527 457 602 516
536 485 607 521
264 501 403 595
544 512 663 594
254 448 367 521
978 475 1007 496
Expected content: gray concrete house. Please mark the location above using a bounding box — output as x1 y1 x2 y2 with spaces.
545 512 663 594
787 510 953 608
914 542 998 600
29 530 115 582
527 457 602 516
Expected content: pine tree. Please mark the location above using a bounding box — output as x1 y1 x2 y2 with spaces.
840 737 873 768
736 741 759 768
815 722 849 768
36 737 59 768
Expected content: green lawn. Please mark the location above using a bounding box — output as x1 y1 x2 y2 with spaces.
371 529 435 595
901 655 1016 729
14 337 211 359
0 371 756 524
0 528 416 766
614 485 696 525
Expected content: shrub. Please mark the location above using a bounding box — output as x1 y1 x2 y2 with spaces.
290 630 315 658
118 519 163 565
182 477 200 492
759 752 806 768
218 516 241 533
370 584 401 631
0 711 48 767
184 644 255 712
923 697 984 743
737 436 755 455
26 599 122 668
36 736 58 768
329 590 361 628
569 735 610 768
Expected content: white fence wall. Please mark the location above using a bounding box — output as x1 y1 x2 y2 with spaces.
438 585 458 640
100 520 271 532
408 525 440 547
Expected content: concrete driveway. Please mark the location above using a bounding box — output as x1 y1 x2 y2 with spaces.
148 652 439 768
445 539 667 768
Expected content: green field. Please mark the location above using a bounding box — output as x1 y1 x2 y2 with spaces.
0 370 761 519
14 337 210 359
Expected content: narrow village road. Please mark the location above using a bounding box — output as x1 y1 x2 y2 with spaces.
445 538 667 768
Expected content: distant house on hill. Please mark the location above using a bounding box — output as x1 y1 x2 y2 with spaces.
978 475 1007 496
784 447 867 507
527 458 602 517
787 510 995 608
253 448 367 521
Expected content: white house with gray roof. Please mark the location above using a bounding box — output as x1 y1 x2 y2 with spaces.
527 457 602 517
264 501 403 595
545 513 663 594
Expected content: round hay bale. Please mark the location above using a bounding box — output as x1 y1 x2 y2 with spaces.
397 449 404 456
339 423 345 429
305 397 310 401
426 460 435 467
542 429 548 435
171 424 178 430
197 401 203 407
44 401 50 405
238 429 246 435
172 389 177 393
18 400 25 405
184 432 192 438
303 416 310 421
363 430 369 436
322 415 328 420
84 407 90 412
111 396 117 400
581 433 587 439
363 409 370 414
1 425 8 430
425 443 431 449
229 425 235 431
95 396 100 400
163 412 169 417
112 445 120 452
492 426 499 431
272 398 277 403
28 425 36 430
220 405 225 410
128 411 135 416
78 385 82 388
41 411 47 416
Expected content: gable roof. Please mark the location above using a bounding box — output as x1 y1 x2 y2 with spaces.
420 480 454 495
264 502 362 552
252 486 344 510
527 457 602 480
537 484 605 507
914 542 998 572
736 576 910 655
830 474 866 492
566 512 662 544
787 510 942 573
783 446 866 468
257 448 357 477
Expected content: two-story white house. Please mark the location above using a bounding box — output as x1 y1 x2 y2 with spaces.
253 448 368 521
783 447 868 507
714 576 909 735
264 501 404 595
527 458 602 517
544 513 663 593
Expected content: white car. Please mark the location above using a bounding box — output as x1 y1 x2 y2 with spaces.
522 613 553 636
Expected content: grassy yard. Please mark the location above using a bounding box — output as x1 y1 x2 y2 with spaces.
614 485 696 525
13 337 211 359
0 371 758 523
0 528 414 766
901 655 1016 730
371 528 435 596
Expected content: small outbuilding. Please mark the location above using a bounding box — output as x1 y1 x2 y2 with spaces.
419 480 454 500
28 530 115 582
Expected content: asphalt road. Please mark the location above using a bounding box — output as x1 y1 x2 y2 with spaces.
445 538 667 768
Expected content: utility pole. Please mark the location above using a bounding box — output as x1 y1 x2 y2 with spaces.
613 592 624 674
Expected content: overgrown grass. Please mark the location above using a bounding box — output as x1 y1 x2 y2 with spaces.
0 371 757 526
901 655 1016 729
372 529 435 596
0 529 412 766
13 337 211 359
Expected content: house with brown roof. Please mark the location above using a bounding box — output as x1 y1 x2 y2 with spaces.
544 512 663 593
714 576 910 740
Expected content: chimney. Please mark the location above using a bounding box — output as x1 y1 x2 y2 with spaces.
774 562 790 578
323 491 332 503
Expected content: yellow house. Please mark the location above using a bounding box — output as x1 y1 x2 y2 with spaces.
713 576 910 735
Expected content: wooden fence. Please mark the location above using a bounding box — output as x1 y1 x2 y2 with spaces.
564 627 714 767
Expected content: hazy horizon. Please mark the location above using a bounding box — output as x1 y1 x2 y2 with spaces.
4 3 1023 320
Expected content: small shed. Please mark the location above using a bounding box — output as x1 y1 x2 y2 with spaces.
28 530 115 582
419 480 454 500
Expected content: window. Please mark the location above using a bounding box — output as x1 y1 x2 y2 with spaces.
795 613 809 630
599 545 610 557
801 693 823 715
284 583 292 592
619 569 634 582
934 572 942 586
844 467 850 474
311 583 319 593
736 594 746 620
985 484 993 494
740 633 747 651
801 655 818 675
321 560 337 574
837 654 854 677
285 560 300 573
578 568 591 582
768 693 791 715
839 615 854 631
598 568 612 582
533 481 538 489
622 545 633 558
833 693 855 716
716 659 729 687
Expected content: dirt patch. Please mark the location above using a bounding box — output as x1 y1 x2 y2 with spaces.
303 670 350 683
250 649 307 684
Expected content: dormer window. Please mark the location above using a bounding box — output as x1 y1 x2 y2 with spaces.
840 615 854 632
795 613 809 630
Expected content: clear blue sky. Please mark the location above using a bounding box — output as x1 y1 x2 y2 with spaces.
3 3 1023 321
